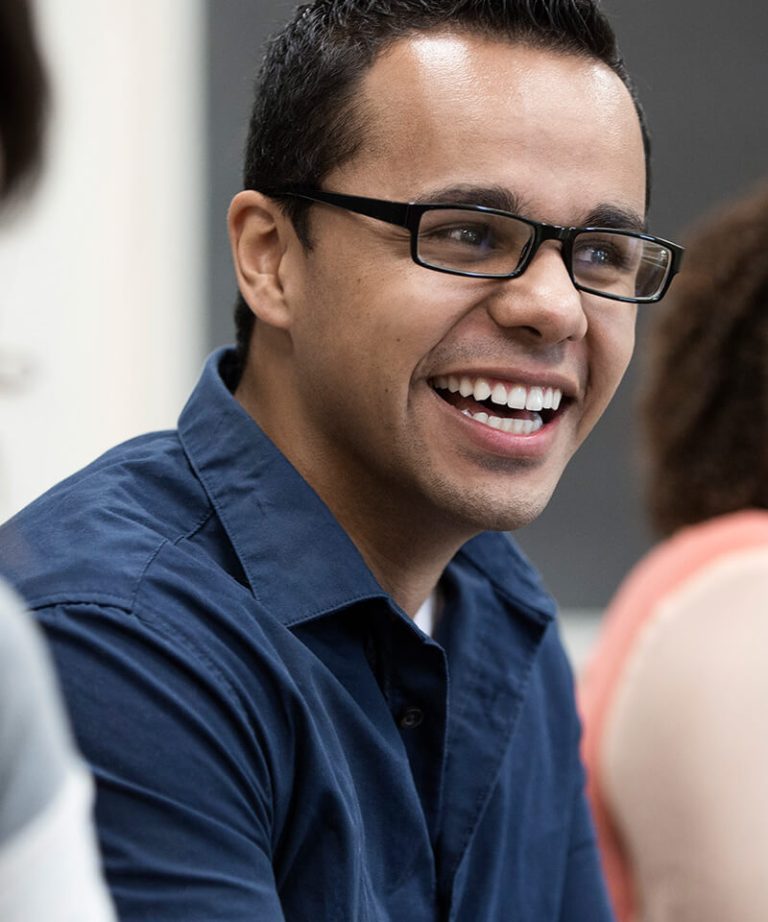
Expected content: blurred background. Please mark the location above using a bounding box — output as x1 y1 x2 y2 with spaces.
1 0 766 659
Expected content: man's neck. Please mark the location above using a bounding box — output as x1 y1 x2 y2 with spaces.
235 353 477 618
311 475 476 617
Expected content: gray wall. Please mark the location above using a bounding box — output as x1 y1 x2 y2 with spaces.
517 1 768 606
206 0 297 351
206 1 768 608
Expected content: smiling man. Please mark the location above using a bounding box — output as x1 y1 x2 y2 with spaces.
0 2 682 920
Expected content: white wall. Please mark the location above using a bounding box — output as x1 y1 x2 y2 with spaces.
0 0 206 517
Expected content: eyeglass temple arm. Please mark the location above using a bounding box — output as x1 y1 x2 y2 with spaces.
283 188 412 229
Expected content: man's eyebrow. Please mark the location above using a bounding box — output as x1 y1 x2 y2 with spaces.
411 187 647 233
411 184 529 215
580 205 647 233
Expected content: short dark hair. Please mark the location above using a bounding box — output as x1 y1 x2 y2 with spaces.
0 0 47 201
234 0 650 371
642 180 768 537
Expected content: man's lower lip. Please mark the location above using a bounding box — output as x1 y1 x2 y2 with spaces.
435 393 562 457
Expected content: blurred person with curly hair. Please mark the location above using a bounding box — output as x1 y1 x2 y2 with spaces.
0 2 115 919
580 180 768 922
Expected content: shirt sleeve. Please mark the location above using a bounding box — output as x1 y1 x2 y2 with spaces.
34 600 287 922
600 546 768 922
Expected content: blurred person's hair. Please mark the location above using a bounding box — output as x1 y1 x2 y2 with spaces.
232 0 651 375
643 180 768 537
0 0 47 202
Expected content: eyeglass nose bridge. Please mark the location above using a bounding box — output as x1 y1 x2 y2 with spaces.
515 221 576 280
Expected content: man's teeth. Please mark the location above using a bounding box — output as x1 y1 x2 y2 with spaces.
433 375 563 411
460 410 543 434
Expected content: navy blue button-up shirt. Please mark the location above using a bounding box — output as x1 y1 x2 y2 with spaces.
0 350 613 921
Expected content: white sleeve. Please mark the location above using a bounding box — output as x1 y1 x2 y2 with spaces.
601 546 768 922
0 582 71 842
0 582 116 922
0 763 117 922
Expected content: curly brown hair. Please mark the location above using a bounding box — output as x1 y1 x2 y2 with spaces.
643 180 768 537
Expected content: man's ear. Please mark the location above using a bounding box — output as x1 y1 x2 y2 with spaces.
228 191 298 330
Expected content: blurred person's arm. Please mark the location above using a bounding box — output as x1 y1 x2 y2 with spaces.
601 545 768 922
0 582 116 921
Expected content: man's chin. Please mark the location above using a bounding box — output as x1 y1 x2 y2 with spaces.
473 503 551 534
437 486 558 536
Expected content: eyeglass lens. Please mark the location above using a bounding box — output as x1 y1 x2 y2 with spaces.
416 208 672 299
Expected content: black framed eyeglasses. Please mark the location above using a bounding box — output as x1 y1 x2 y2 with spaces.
279 188 684 304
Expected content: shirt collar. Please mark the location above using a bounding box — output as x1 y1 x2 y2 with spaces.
178 348 554 630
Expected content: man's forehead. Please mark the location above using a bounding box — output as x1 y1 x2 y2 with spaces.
335 33 647 220
395 31 483 77
357 34 640 144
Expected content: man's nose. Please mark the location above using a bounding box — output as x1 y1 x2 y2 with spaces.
486 245 588 343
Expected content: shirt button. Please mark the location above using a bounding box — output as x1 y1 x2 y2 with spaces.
399 707 424 729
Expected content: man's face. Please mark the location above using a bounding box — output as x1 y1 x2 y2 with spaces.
251 36 646 538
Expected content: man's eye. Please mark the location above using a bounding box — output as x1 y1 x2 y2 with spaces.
579 245 619 266
429 223 495 248
574 239 633 272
